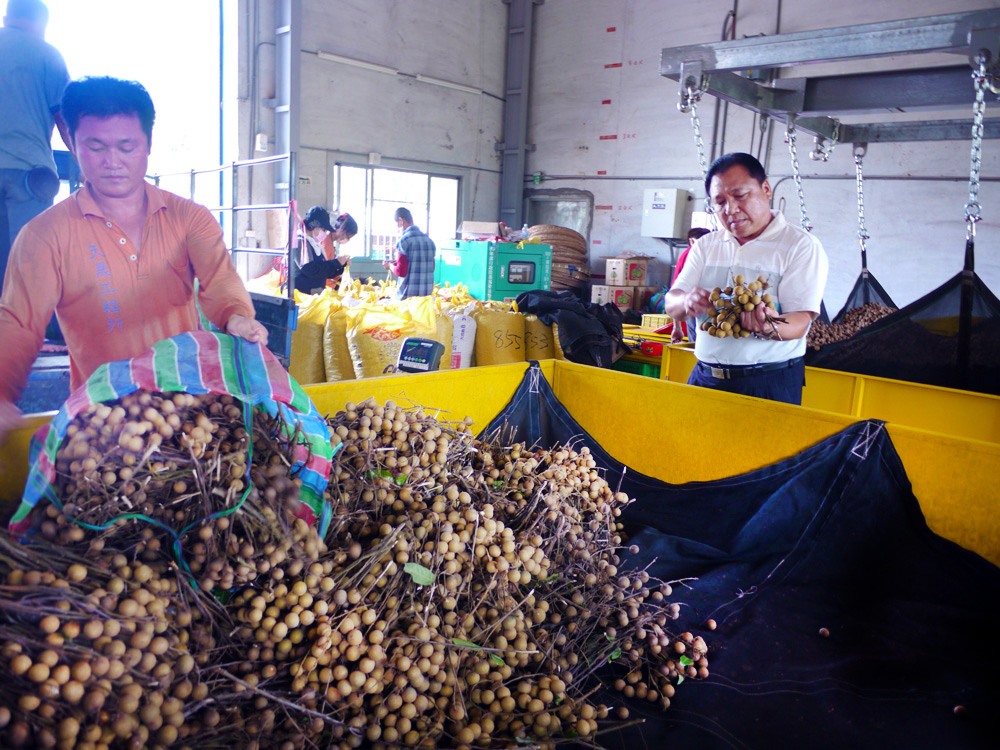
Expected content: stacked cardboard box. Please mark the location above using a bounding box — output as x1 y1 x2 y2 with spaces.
591 255 653 313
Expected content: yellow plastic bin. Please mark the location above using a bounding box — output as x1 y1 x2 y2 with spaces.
3 361 998 565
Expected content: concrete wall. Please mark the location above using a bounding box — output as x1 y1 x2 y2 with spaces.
240 1 1000 312
526 0 1000 311
295 0 506 221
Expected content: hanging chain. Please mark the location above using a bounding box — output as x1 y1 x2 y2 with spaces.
679 75 716 227
689 101 709 179
965 53 988 236
854 143 869 265
784 118 812 231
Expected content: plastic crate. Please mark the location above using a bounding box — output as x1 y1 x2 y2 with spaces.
641 313 671 330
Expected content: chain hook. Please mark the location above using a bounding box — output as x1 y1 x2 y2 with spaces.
785 117 813 232
809 122 840 162
965 52 988 237
854 143 870 251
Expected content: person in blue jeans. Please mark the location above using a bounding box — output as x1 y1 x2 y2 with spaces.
664 153 828 405
0 0 71 279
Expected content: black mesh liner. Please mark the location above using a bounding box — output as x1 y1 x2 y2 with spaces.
479 363 1000 749
831 269 897 322
806 269 1000 395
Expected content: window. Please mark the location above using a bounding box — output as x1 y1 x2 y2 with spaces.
333 165 459 258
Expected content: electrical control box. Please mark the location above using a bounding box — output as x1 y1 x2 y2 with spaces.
640 188 694 238
434 240 552 302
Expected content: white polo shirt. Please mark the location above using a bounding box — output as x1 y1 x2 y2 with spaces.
672 210 828 366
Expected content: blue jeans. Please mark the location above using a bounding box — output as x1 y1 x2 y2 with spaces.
687 358 806 405
1 167 56 281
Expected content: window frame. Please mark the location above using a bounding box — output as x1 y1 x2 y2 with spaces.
332 162 461 259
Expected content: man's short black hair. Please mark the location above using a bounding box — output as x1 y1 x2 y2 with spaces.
704 152 767 196
394 207 413 224
61 76 156 143
6 0 48 22
687 227 711 242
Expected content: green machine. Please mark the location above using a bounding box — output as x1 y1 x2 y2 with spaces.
435 240 552 302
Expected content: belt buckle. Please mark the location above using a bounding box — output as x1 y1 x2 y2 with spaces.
709 366 728 380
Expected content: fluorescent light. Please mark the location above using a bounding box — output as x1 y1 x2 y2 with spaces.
415 74 481 95
316 51 398 76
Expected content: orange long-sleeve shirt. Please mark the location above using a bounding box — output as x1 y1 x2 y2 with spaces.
0 182 254 401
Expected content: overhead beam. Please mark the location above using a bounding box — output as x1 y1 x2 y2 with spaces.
660 9 1000 76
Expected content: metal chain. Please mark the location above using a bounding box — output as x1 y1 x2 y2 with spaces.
689 101 709 179
965 53 988 236
784 118 812 231
854 143 869 261
679 78 716 227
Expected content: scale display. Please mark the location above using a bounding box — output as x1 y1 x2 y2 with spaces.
396 337 445 373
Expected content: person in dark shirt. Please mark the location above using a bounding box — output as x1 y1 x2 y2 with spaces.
292 206 356 294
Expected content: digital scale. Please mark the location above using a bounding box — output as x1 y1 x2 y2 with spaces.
395 337 446 373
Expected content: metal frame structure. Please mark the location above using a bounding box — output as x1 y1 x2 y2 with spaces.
660 9 1000 144
497 0 544 230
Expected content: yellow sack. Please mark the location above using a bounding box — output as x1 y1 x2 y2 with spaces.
434 313 454 370
288 290 333 385
245 267 284 296
524 314 555 360
347 306 439 378
472 307 526 366
323 301 355 382
552 323 567 360
400 296 454 371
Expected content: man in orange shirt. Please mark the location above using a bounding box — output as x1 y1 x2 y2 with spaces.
0 76 267 439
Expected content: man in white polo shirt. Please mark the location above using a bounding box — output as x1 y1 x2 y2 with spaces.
665 152 828 405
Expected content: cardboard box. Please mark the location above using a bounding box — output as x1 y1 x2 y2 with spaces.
591 284 634 311
457 221 503 238
605 257 649 286
633 285 660 311
591 285 611 305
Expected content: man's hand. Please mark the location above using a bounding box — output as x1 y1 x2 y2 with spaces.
0 401 24 446
337 255 351 266
226 314 269 346
740 302 773 335
382 260 392 270
670 325 683 344
683 287 714 318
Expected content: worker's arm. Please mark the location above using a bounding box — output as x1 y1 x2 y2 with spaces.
53 110 72 153
383 253 408 278
183 202 262 340
0 400 24 445
0 227 60 405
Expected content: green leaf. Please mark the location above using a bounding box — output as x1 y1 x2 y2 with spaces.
395 473 408 485
403 562 434 586
492 480 503 488
452 638 480 649
605 632 614 641
676 674 685 685
554 696 563 705
679 654 694 667
610 648 622 660
515 738 536 745
489 653 505 667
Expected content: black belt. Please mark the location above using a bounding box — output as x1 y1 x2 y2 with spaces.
699 357 803 380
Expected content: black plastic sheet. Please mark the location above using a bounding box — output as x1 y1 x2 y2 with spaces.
481 363 1000 749
806 271 1000 395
